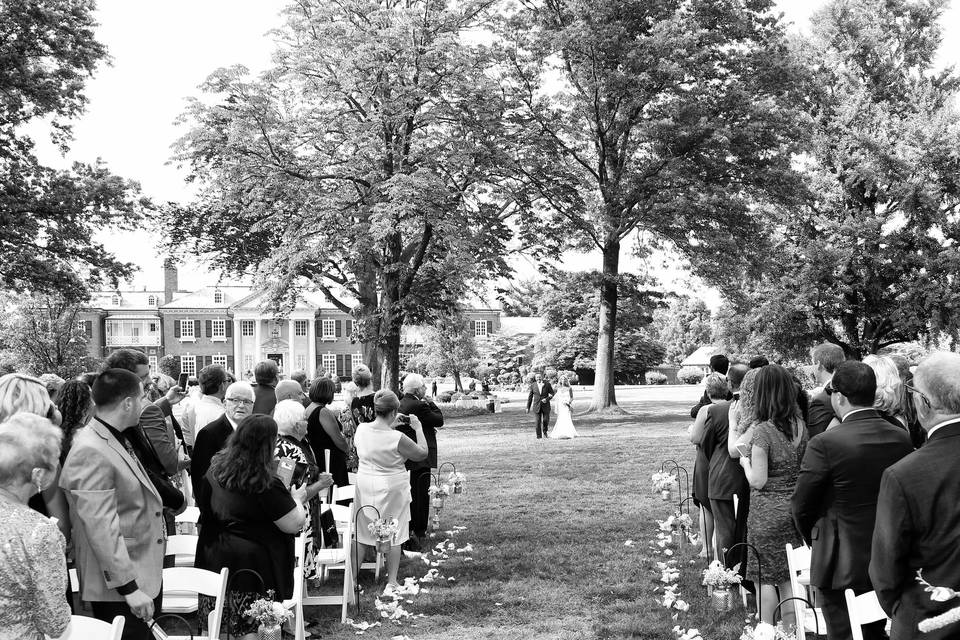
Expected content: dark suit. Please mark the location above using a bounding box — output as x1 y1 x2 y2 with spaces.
807 389 834 439
870 420 960 640
252 382 277 416
792 409 913 640
690 389 733 419
527 381 555 438
190 414 234 504
398 393 444 537
701 398 749 572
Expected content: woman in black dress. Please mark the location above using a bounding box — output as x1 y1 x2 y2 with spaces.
306 377 349 489
195 415 306 638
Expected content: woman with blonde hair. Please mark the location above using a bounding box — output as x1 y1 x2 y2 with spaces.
863 354 907 429
0 412 71 639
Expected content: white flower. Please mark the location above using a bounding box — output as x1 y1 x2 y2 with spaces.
674 599 689 612
753 622 778 640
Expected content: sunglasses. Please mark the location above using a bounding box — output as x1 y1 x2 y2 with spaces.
904 382 933 410
824 381 839 396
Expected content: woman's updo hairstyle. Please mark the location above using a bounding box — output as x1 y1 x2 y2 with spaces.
373 389 400 417
352 364 373 388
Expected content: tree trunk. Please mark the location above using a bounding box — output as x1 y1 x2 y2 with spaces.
379 231 404 393
588 232 625 413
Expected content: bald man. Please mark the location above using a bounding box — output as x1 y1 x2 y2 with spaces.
276 379 307 406
870 352 960 640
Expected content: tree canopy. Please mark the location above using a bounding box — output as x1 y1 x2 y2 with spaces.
651 296 714 365
1 0 145 300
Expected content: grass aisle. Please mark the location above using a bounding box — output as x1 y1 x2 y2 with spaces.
308 386 756 639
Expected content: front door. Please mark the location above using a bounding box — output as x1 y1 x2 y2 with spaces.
267 353 285 373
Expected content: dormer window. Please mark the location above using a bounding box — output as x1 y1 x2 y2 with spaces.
147 295 157 306
214 290 224 304
111 294 120 306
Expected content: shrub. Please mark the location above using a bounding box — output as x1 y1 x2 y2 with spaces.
437 391 453 403
159 354 180 379
557 369 580 384
677 366 705 385
645 371 668 385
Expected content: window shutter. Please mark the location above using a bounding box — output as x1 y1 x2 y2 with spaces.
174 321 181 338
84 320 93 338
315 319 322 336
345 319 353 339
335 319 342 338
487 320 493 335
194 319 201 337
225 320 233 337
205 320 213 338
227 356 234 371
471 320 477 334
205 355 213 367
341 354 349 378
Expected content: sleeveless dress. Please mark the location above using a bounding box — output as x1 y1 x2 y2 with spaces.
548 389 577 439
354 423 411 546
746 420 807 583
307 406 349 488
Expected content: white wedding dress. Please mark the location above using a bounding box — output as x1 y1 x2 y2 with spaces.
548 388 578 439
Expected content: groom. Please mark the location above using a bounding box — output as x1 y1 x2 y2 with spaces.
526 372 555 439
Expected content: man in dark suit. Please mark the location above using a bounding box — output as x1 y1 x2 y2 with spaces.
251 359 279 415
870 352 960 640
398 373 444 551
190 381 254 500
690 354 732 418
702 364 749 569
526 373 555 438
806 342 846 438
792 361 913 640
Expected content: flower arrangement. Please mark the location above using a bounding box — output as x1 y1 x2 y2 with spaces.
916 569 960 633
702 560 743 589
652 471 676 493
738 621 792 640
429 484 451 498
244 592 293 628
448 472 466 493
672 627 702 640
658 513 694 533
368 517 400 541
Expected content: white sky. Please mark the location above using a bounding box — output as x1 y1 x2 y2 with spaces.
31 0 960 305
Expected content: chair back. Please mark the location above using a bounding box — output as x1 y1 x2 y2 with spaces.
56 614 124 640
165 535 198 567
844 589 888 640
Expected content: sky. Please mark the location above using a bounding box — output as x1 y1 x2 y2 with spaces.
30 0 960 304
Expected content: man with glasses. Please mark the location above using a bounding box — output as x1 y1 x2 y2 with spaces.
870 352 960 640
190 381 255 500
792 361 912 640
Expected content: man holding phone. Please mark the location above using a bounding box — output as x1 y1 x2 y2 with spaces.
398 374 444 551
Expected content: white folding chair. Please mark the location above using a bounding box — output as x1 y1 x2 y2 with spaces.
160 567 228 639
165 534 198 567
174 506 200 535
844 589 889 640
283 564 307 640
52 615 124 640
785 543 826 638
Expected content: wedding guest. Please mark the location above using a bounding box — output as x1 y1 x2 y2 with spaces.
398 373 444 551
890 353 925 448
690 354 731 418
180 364 228 451
807 342 845 438
728 368 761 457
0 413 70 640
870 352 960 640
55 379 94 465
190 381 254 500
702 364 749 569
792 361 912 640
526 372 555 439
737 364 807 625
274 400 334 578
354 390 427 594
276 379 306 404
749 356 769 369
350 365 376 426
39 373 65 400
290 370 309 394
252 360 280 415
61 369 165 639
863 354 908 429
688 373 727 560
195 414 306 638
306 377 350 489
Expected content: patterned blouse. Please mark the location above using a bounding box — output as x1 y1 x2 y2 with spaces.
0 498 70 639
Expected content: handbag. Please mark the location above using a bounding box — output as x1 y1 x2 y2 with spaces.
319 507 340 548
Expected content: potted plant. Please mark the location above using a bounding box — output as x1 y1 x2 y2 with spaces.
244 592 293 640
367 517 400 554
652 471 676 501
701 560 743 611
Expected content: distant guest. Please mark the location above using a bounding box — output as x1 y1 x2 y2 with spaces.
252 360 279 415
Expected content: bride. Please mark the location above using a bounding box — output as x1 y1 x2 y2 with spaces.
548 376 578 439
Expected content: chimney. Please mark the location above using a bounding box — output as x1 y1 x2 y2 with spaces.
163 258 178 304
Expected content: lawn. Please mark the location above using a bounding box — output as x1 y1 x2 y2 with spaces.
305 386 761 640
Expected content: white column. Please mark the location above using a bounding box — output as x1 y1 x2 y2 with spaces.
232 319 241 374
308 318 316 379
254 319 261 364
288 319 295 374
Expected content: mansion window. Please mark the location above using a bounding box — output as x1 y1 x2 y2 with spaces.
243 355 254 374
180 355 197 377
295 320 308 336
214 290 224 304
321 319 336 340
213 354 228 368
295 354 306 372
179 319 195 340
352 353 363 369
322 353 337 374
474 320 488 337
148 355 158 373
212 319 226 340
241 320 255 337
147 295 157 306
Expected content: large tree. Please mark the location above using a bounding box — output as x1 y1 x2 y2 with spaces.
0 293 100 377
1 0 145 300
724 0 960 359
498 0 805 411
165 0 517 391
411 309 479 392
651 296 714 365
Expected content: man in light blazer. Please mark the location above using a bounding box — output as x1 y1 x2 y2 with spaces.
870 352 960 640
61 369 165 640
792 361 913 640
526 372 555 439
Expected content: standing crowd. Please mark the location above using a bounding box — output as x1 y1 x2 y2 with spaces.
0 349 444 640
687 348 960 640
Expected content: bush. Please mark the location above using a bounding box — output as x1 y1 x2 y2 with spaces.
557 369 580 384
437 391 453 403
159 354 180 379
677 366 705 385
645 371 668 385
